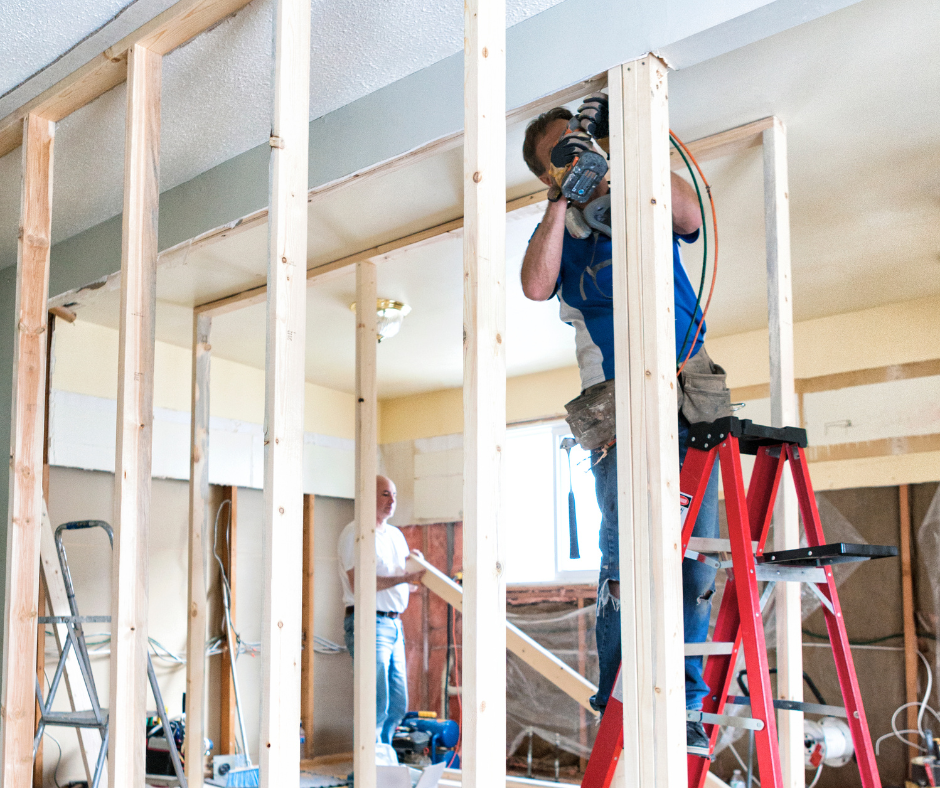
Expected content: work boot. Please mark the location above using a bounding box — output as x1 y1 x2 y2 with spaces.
686 721 709 754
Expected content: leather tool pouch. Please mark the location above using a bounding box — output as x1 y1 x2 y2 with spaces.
677 346 732 424
564 379 616 451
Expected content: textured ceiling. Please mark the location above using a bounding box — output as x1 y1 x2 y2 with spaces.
0 0 567 266
0 0 138 98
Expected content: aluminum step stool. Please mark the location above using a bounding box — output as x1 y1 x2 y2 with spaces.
34 520 188 788
581 417 897 788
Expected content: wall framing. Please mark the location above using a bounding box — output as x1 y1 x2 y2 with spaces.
0 0 813 777
1 113 54 788
108 43 162 787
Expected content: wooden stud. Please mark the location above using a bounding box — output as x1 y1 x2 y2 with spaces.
1 112 54 788
609 56 686 788
301 493 316 759
899 484 920 770
109 43 161 787
463 0 508 783
185 312 212 787
258 0 309 782
764 117 803 788
354 261 378 788
218 485 239 755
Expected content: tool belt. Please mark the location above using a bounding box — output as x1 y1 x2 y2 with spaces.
563 346 732 451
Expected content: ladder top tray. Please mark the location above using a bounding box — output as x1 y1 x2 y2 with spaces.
685 417 807 454
759 542 898 567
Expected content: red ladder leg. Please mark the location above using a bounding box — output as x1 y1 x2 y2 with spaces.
582 669 626 788
787 445 882 788
718 438 784 788
679 446 718 551
687 446 786 788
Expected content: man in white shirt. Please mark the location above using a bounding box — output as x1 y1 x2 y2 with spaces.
337 475 425 744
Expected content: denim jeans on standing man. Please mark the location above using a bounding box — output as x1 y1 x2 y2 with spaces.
344 613 409 743
591 413 719 713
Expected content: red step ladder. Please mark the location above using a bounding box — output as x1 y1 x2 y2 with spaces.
582 417 894 788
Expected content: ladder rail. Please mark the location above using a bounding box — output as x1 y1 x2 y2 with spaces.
787 446 881 788
718 439 783 788
686 445 784 788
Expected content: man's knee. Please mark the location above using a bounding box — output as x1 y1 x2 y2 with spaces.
608 580 619 599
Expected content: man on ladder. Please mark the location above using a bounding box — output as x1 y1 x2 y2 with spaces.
520 94 731 750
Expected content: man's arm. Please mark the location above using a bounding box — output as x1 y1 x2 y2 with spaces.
521 198 568 301
345 561 425 593
671 171 702 236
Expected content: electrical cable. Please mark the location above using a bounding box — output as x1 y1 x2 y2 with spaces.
42 730 64 788
807 762 824 788
670 130 719 377
873 651 940 755
670 133 708 370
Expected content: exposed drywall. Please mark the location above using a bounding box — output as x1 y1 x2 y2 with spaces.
36 467 354 784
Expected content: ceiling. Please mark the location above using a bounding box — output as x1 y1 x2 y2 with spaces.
16 0 940 399
0 0 567 266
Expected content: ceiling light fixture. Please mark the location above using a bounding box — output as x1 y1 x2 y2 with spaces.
350 299 412 343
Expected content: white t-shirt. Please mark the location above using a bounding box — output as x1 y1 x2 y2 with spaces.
337 520 411 613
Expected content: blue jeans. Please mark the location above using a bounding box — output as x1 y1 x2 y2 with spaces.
344 614 409 744
592 415 719 712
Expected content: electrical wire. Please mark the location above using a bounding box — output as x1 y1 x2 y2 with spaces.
807 762 824 788
670 130 719 377
873 651 940 755
42 730 64 788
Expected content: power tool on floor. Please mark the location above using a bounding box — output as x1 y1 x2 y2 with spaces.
392 712 460 767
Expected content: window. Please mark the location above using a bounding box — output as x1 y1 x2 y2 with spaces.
502 420 601 585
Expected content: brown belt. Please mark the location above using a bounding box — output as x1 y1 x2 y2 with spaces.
345 606 399 619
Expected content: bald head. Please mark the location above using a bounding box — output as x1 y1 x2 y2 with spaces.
376 475 397 526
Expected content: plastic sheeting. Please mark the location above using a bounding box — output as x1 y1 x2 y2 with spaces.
505 603 597 763
916 484 940 703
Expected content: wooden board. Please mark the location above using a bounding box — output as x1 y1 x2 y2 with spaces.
404 554 597 713
763 118 803 788
463 0 508 785
610 56 687 788
194 189 547 318
185 312 212 787
353 261 378 788
258 0 310 782
1 113 54 787
669 117 774 172
899 484 919 770
0 0 254 158
108 44 161 788
301 493 316 758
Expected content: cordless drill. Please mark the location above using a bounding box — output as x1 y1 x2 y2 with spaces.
547 94 610 203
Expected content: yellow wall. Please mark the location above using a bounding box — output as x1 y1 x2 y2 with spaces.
52 319 355 439
708 293 940 389
379 365 583 444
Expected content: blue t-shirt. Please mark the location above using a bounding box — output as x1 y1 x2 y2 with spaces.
552 228 703 390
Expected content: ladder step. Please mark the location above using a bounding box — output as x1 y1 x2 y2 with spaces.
754 564 826 583
685 642 735 656
41 709 108 728
725 696 848 718
39 615 111 624
685 416 807 454
686 537 758 554
759 542 898 567
687 709 764 731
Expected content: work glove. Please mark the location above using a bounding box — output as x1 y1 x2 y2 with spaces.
572 93 609 140
550 130 595 171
